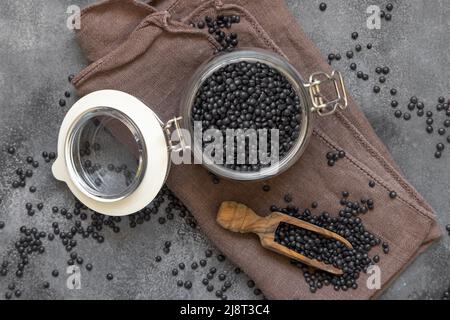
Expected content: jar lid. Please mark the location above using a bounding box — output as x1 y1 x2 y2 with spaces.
52 90 169 216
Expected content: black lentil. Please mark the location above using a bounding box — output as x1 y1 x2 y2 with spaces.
184 281 192 289
284 194 293 203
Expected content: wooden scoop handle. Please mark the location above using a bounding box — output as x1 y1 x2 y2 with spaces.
217 201 268 234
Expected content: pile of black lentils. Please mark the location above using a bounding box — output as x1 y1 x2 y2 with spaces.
191 14 240 53
273 191 388 293
192 60 302 171
321 2 449 159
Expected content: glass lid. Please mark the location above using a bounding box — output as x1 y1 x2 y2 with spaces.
53 90 170 216
68 107 147 200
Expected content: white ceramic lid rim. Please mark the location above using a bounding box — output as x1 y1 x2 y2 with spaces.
52 90 168 216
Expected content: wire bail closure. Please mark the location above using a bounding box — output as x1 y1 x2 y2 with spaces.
304 70 348 116
164 117 189 152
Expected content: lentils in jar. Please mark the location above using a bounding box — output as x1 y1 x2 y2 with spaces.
191 60 302 172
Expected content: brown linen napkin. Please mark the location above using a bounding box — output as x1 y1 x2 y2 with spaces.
72 0 441 299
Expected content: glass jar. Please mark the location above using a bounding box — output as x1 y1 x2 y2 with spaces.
53 49 347 216
180 49 347 181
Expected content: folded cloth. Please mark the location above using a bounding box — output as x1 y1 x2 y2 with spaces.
72 0 441 299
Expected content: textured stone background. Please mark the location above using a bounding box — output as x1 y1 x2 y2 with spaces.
0 0 448 299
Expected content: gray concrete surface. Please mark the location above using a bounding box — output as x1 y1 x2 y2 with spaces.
0 0 449 300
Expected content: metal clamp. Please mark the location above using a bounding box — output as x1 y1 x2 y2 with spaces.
304 70 348 117
164 117 189 152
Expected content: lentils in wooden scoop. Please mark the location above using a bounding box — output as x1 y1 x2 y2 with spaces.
273 192 385 293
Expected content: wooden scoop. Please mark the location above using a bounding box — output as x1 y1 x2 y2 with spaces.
216 201 353 275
